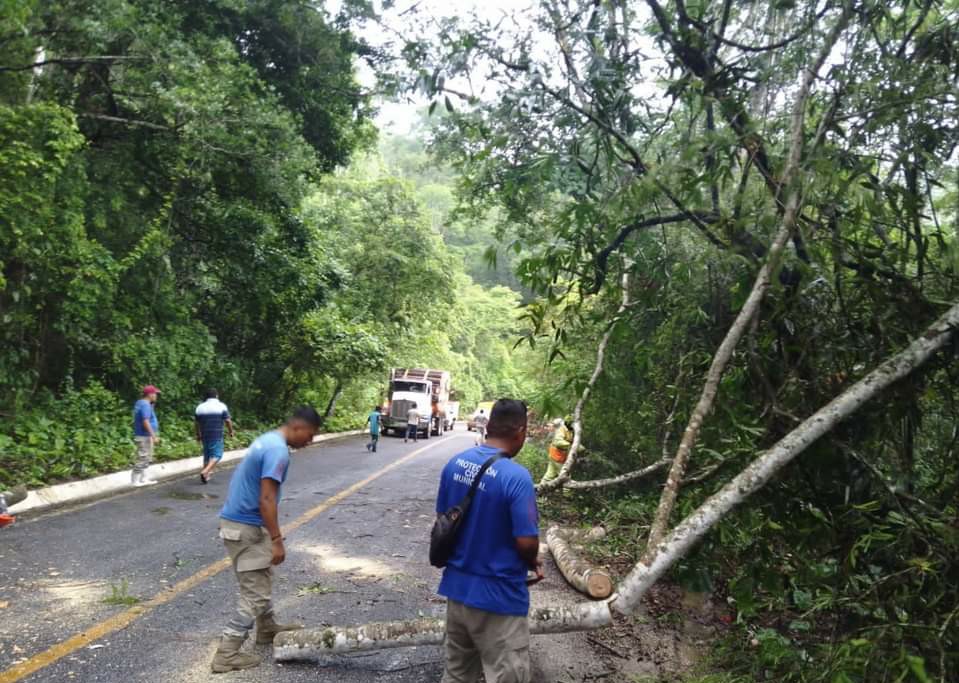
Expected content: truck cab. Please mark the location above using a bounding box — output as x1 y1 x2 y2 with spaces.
384 368 453 438
385 377 433 438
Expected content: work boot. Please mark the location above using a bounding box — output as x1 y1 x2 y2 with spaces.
211 635 260 673
255 614 303 645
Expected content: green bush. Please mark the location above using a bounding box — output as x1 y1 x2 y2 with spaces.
0 382 274 487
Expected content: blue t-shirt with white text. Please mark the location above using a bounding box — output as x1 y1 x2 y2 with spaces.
133 399 158 438
435 444 539 616
368 411 381 436
220 431 290 527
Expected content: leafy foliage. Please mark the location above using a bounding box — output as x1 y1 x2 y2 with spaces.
366 0 959 679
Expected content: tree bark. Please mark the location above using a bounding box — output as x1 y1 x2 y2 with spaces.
273 602 614 661
538 267 631 493
322 380 344 422
644 7 852 553
546 526 614 599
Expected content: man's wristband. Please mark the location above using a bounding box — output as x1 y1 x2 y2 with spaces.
271 534 283 542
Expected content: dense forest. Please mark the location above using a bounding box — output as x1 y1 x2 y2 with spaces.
3 0 959 681
0 0 532 484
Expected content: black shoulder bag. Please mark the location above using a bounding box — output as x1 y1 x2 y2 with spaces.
429 452 504 568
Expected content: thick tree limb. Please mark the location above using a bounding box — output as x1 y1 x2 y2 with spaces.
644 5 852 553
77 113 171 130
546 526 614 599
274 602 614 660
564 458 670 490
615 300 959 615
538 266 631 493
588 212 719 294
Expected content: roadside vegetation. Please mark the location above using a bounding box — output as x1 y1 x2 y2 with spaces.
0 1 531 487
3 0 958 681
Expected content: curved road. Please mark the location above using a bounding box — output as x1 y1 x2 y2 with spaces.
1 430 476 682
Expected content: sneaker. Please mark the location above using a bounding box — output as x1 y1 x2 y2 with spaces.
139 478 158 486
365 443 371 452
200 473 209 484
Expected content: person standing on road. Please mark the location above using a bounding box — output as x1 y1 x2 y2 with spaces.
543 416 573 482
404 405 420 443
473 408 489 446
435 398 542 683
131 385 161 487
196 389 236 484
365 405 381 452
211 406 321 673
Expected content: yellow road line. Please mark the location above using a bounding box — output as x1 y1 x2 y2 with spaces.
0 435 459 683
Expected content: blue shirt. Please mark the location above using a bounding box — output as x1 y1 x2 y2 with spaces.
220 431 290 527
195 398 231 444
435 444 539 616
133 399 158 437
367 411 381 435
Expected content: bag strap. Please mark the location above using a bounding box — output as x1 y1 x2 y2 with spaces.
459 452 505 512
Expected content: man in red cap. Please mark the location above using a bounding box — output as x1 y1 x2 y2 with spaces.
132 385 161 486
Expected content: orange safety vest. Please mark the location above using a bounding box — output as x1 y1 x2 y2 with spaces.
548 445 568 463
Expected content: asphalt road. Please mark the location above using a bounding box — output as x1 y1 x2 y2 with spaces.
0 428 477 683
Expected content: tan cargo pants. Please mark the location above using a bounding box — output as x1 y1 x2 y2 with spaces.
442 599 531 683
219 519 274 638
132 436 154 475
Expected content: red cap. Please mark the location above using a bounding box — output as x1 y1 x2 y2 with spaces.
142 385 161 396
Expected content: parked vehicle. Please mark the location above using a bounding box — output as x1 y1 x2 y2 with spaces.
384 368 452 438
466 401 495 431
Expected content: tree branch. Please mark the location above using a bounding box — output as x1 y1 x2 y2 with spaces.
0 55 145 72
643 3 853 553
564 458 670 490
587 212 720 294
538 264 632 493
77 112 171 130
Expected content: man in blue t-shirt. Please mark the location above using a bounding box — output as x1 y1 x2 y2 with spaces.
195 388 235 484
434 398 541 683
211 406 321 674
131 385 160 487
365 405 382 453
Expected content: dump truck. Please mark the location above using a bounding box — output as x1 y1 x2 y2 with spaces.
384 368 452 438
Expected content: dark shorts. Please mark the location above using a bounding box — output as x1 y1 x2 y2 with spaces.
203 439 225 462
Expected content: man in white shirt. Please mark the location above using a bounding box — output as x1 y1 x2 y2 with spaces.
196 389 236 483
405 406 420 443
473 409 489 446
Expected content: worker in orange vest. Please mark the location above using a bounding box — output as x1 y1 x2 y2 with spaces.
544 416 573 481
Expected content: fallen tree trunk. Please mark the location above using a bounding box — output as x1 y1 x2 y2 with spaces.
273 602 613 661
274 301 958 659
546 526 614 599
